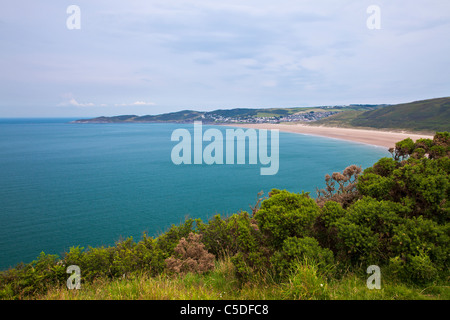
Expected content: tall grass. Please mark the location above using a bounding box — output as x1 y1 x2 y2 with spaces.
33 257 449 300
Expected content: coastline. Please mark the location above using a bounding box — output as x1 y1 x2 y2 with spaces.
219 123 434 149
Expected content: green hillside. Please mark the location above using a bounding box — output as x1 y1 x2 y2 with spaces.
316 97 450 132
351 97 450 131
137 110 204 122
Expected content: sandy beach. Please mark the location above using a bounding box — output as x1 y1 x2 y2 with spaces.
222 123 434 149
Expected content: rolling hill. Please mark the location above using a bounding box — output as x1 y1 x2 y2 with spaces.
315 97 450 132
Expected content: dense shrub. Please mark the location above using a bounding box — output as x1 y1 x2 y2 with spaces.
165 233 215 275
197 214 230 257
372 157 399 176
0 252 65 299
332 197 404 264
199 211 270 282
357 173 396 199
155 218 200 259
62 234 168 283
254 189 319 248
389 132 450 160
358 149 449 224
319 201 347 229
271 237 334 279
390 216 449 270
388 253 439 284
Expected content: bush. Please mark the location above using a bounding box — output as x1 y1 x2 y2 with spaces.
389 138 415 161
199 211 269 280
313 201 345 254
165 233 215 275
255 189 319 248
111 235 166 278
392 158 449 223
319 201 347 229
74 246 115 281
391 216 449 271
0 252 65 299
372 157 399 176
230 252 255 283
156 218 200 259
357 173 395 199
197 214 230 257
388 253 439 285
333 219 380 264
271 237 334 279
358 150 449 224
332 197 404 264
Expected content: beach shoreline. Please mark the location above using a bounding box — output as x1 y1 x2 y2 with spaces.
219 123 434 149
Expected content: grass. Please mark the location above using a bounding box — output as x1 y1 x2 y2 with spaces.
311 110 366 127
32 257 450 300
313 97 450 133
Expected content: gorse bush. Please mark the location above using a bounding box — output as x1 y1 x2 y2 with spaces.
254 190 319 248
165 233 215 275
271 237 334 279
198 211 270 282
0 132 448 299
329 133 449 282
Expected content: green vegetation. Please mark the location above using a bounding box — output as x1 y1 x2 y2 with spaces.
316 97 450 133
312 110 368 127
73 105 380 124
80 110 206 123
1 133 449 300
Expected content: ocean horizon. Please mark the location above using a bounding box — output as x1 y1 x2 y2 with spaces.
0 118 389 270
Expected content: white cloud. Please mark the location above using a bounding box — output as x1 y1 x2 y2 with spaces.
114 101 156 107
68 99 95 107
58 95 155 108
58 98 95 107
132 101 156 106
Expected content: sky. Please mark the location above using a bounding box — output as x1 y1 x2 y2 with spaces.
0 0 449 117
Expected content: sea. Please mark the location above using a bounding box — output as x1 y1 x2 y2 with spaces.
0 118 390 270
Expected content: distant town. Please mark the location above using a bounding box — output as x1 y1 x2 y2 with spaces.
202 110 340 124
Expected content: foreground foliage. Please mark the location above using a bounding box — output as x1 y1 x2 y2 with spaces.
1 133 448 300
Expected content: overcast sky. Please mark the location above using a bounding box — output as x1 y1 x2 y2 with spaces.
0 0 449 117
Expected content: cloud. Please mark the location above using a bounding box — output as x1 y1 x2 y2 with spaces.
132 101 156 106
58 98 95 107
68 99 95 107
114 101 156 106
58 92 155 108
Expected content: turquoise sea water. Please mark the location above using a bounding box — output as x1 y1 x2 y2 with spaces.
0 119 390 270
